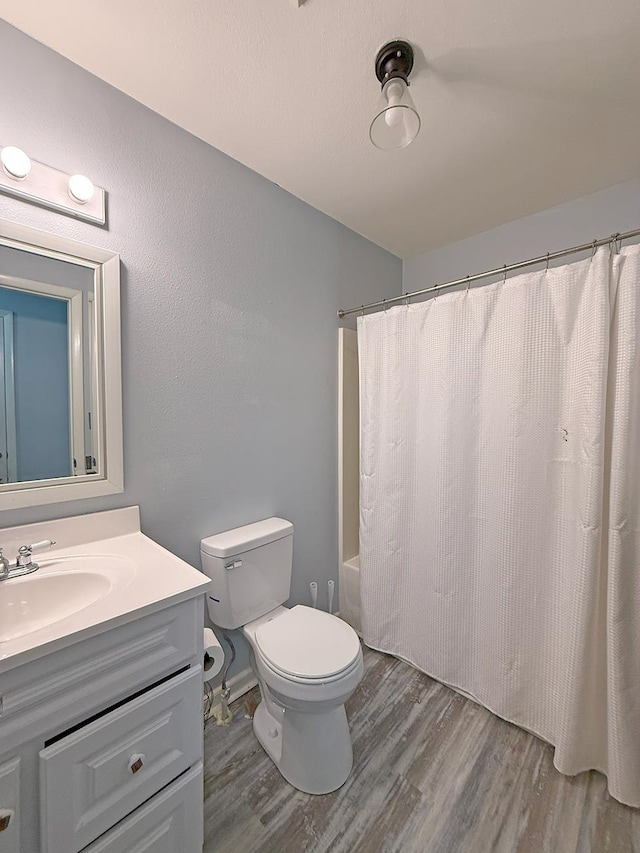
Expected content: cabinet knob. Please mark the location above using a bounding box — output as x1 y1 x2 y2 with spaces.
0 809 14 832
128 753 145 774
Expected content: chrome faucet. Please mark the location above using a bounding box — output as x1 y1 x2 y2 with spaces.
0 539 56 581
0 548 9 581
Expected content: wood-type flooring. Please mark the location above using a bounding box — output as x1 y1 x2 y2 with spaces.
204 644 640 852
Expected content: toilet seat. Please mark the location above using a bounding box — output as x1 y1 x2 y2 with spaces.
256 650 362 685
254 605 361 681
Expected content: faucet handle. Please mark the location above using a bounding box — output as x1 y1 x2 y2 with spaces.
21 539 56 554
16 539 56 567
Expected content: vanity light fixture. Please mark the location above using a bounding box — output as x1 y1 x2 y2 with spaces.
68 174 95 204
1 145 32 180
0 146 106 225
369 40 421 150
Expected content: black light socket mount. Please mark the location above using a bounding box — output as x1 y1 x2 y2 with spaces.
374 40 415 88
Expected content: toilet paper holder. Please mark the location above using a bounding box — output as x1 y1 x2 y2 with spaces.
203 627 225 682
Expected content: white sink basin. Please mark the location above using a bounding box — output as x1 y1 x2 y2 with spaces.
0 507 211 672
0 571 111 642
0 557 125 643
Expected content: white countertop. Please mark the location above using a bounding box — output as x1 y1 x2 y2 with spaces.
0 506 210 674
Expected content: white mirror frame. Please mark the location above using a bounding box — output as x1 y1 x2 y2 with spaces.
0 218 123 509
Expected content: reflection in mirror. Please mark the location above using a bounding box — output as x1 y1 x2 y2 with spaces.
0 219 122 510
0 247 96 485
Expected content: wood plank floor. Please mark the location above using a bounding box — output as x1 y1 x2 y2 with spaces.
203 644 640 852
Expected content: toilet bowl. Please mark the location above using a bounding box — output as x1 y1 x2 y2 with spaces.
243 605 364 794
200 518 364 795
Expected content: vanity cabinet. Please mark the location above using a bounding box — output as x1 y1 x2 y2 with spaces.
81 764 203 853
0 595 205 853
0 756 20 852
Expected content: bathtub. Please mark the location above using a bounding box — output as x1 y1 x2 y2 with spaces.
339 554 361 635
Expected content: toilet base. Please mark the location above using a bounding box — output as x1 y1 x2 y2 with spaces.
253 693 354 795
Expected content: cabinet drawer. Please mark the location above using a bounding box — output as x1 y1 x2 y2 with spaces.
83 763 203 853
0 757 19 853
0 598 202 737
40 667 202 853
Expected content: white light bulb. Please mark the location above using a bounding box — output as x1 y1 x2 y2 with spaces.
384 80 405 127
385 107 403 128
1 146 31 180
370 53 421 150
68 174 95 204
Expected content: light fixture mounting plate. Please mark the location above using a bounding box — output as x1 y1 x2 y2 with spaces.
375 40 414 87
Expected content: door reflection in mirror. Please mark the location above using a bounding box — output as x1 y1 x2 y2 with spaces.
0 245 96 484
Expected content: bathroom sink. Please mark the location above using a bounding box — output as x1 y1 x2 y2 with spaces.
0 567 113 643
0 507 211 672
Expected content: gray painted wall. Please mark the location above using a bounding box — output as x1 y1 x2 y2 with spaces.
404 178 640 295
0 21 401 674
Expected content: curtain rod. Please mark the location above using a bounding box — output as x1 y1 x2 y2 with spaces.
337 227 640 319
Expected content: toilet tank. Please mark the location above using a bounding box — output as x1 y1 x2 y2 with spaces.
200 517 293 629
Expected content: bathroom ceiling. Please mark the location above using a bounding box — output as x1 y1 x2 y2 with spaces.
1 0 640 258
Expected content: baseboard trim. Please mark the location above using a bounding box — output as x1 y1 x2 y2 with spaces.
204 666 258 721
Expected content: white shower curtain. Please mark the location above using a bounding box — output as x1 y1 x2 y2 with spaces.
358 245 640 807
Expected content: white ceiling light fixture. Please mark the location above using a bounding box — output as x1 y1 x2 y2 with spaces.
68 173 95 204
369 40 421 151
1 145 32 180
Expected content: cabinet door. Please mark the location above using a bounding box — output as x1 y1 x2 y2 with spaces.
0 757 20 853
83 763 203 853
40 667 201 853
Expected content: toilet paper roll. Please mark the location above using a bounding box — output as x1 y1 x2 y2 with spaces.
203 627 225 682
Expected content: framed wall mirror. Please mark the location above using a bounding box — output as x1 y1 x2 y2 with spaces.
0 219 122 509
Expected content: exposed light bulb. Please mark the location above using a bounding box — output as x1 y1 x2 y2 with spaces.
384 80 404 128
1 146 31 180
370 40 421 150
68 174 95 204
385 109 403 128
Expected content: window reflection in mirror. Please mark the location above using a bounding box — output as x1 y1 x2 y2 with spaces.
0 245 96 485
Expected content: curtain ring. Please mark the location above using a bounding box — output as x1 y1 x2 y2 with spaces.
591 239 598 260
608 233 622 257
502 264 507 284
360 305 365 317
614 232 622 254
608 234 618 258
466 275 471 293
545 252 550 273
383 298 388 312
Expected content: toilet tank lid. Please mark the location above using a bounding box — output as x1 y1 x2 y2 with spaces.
200 517 293 558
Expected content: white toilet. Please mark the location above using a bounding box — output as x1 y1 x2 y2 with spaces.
200 517 363 794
